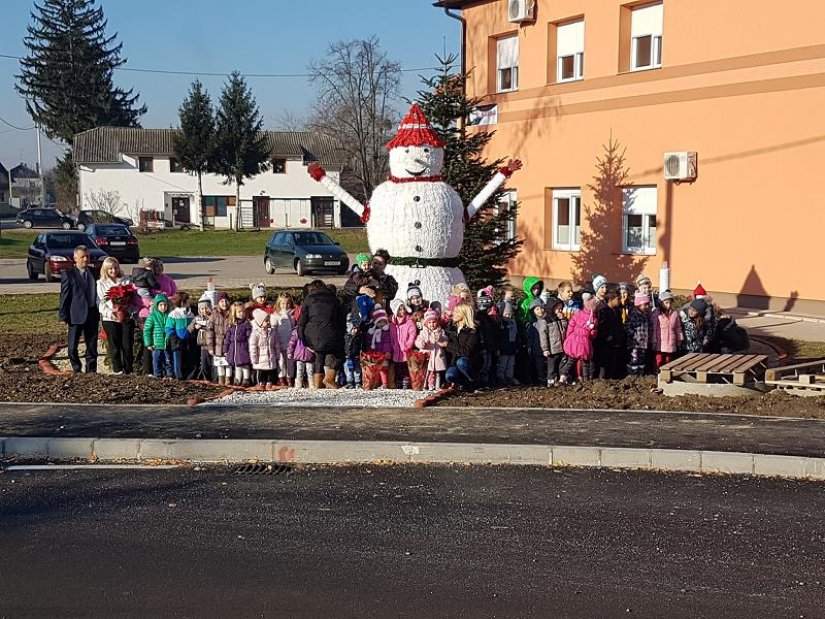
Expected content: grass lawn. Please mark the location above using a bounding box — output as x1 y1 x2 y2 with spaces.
0 227 369 259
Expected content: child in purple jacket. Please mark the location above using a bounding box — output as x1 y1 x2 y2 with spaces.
286 305 316 388
223 301 253 387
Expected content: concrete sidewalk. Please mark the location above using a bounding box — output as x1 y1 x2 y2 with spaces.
730 308 825 342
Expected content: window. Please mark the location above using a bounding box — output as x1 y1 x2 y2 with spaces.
494 190 517 244
622 186 657 254
204 195 234 217
496 35 519 92
552 189 581 251
169 158 185 173
556 19 584 82
631 2 663 70
272 158 286 174
138 157 154 173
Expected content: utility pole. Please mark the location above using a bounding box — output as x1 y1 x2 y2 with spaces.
36 124 45 206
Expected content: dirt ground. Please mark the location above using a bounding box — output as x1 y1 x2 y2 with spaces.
2 334 824 416
437 376 825 419
0 334 223 404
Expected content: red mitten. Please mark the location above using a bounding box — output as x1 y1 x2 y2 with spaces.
308 162 327 181
499 158 523 177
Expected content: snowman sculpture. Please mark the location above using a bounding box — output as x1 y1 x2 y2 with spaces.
307 102 521 304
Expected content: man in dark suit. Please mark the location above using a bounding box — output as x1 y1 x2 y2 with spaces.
59 245 100 373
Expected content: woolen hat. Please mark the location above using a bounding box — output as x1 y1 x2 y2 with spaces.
476 285 493 299
390 299 406 316
693 281 707 298
250 282 267 300
355 252 371 265
406 284 423 299
634 292 651 307
424 309 439 323
197 292 212 308
216 291 230 303
386 102 445 150
530 299 545 311
636 274 652 287
592 275 608 292
659 290 674 302
690 298 708 314
371 305 388 324
618 281 630 291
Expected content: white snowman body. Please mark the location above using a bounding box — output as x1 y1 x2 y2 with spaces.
367 177 466 305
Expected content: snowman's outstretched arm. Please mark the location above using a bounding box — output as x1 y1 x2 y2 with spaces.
307 163 366 221
465 159 522 220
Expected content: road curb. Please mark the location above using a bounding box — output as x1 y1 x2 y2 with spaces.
2 437 824 481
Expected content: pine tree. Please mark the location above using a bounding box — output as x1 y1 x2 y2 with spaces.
174 80 216 231
212 72 270 231
417 55 522 290
16 0 146 142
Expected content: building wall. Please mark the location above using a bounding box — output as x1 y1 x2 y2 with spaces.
459 0 825 311
77 156 343 229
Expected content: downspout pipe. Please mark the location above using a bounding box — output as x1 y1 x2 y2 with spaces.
443 7 466 91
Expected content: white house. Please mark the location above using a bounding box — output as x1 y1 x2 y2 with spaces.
73 127 347 229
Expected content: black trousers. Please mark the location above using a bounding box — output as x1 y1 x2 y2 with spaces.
67 315 99 373
102 320 135 374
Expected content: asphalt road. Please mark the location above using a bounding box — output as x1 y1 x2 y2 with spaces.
0 255 350 294
1 465 823 618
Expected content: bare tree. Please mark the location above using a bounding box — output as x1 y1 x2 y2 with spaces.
85 189 124 214
307 37 401 202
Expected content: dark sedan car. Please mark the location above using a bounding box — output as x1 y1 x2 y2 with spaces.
26 232 107 282
85 223 140 263
74 209 134 231
16 207 75 230
264 230 349 276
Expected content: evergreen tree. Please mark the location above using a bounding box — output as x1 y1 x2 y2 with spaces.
417 55 522 290
16 0 146 142
174 80 216 231
212 71 270 231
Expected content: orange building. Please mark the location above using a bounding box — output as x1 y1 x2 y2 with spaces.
436 0 825 313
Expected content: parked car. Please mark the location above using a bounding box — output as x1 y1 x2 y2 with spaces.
16 207 74 230
26 231 107 282
74 209 134 231
85 223 140 263
264 229 350 277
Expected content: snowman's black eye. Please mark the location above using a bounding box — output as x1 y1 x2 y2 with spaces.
405 148 409 153
424 148 430 153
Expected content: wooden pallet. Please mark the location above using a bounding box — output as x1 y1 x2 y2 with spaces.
659 353 769 386
764 359 825 394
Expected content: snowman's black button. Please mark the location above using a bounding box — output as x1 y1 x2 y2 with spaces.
414 222 422 229
415 245 423 252
413 196 421 202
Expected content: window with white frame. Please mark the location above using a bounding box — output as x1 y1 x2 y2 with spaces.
552 188 581 251
497 35 519 92
631 2 663 71
494 190 517 244
556 19 584 82
622 186 657 254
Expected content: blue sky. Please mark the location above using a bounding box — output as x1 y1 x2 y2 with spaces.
0 0 458 169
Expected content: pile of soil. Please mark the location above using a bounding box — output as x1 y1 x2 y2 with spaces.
0 335 223 405
437 377 825 419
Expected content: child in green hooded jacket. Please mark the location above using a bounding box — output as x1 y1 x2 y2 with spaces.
143 294 173 378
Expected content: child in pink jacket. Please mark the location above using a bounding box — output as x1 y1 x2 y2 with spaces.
389 299 418 389
650 290 684 371
415 309 448 390
561 296 599 385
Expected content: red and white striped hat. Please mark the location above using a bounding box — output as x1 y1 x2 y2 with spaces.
386 103 445 150
371 305 389 324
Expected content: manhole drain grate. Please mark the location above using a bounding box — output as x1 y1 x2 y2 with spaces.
233 463 292 476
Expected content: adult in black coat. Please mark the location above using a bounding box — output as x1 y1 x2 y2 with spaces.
58 245 100 373
343 249 399 305
441 302 483 390
298 280 345 388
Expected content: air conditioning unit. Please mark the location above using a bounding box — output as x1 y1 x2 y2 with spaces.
508 0 535 23
663 151 698 182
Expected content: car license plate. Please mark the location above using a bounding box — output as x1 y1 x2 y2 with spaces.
324 261 338 266
110 241 126 246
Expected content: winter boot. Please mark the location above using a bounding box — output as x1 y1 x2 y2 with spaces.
279 377 288 387
294 376 304 389
311 373 323 389
323 368 341 389
287 378 295 388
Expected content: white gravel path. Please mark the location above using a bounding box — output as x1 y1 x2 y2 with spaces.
203 387 426 408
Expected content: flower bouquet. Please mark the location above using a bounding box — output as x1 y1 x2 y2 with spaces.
360 350 390 391
406 350 429 391
106 283 137 322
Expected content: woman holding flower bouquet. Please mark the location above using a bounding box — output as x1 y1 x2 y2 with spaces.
97 257 138 375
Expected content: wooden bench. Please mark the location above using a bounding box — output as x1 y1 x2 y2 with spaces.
659 353 769 386
764 359 825 394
